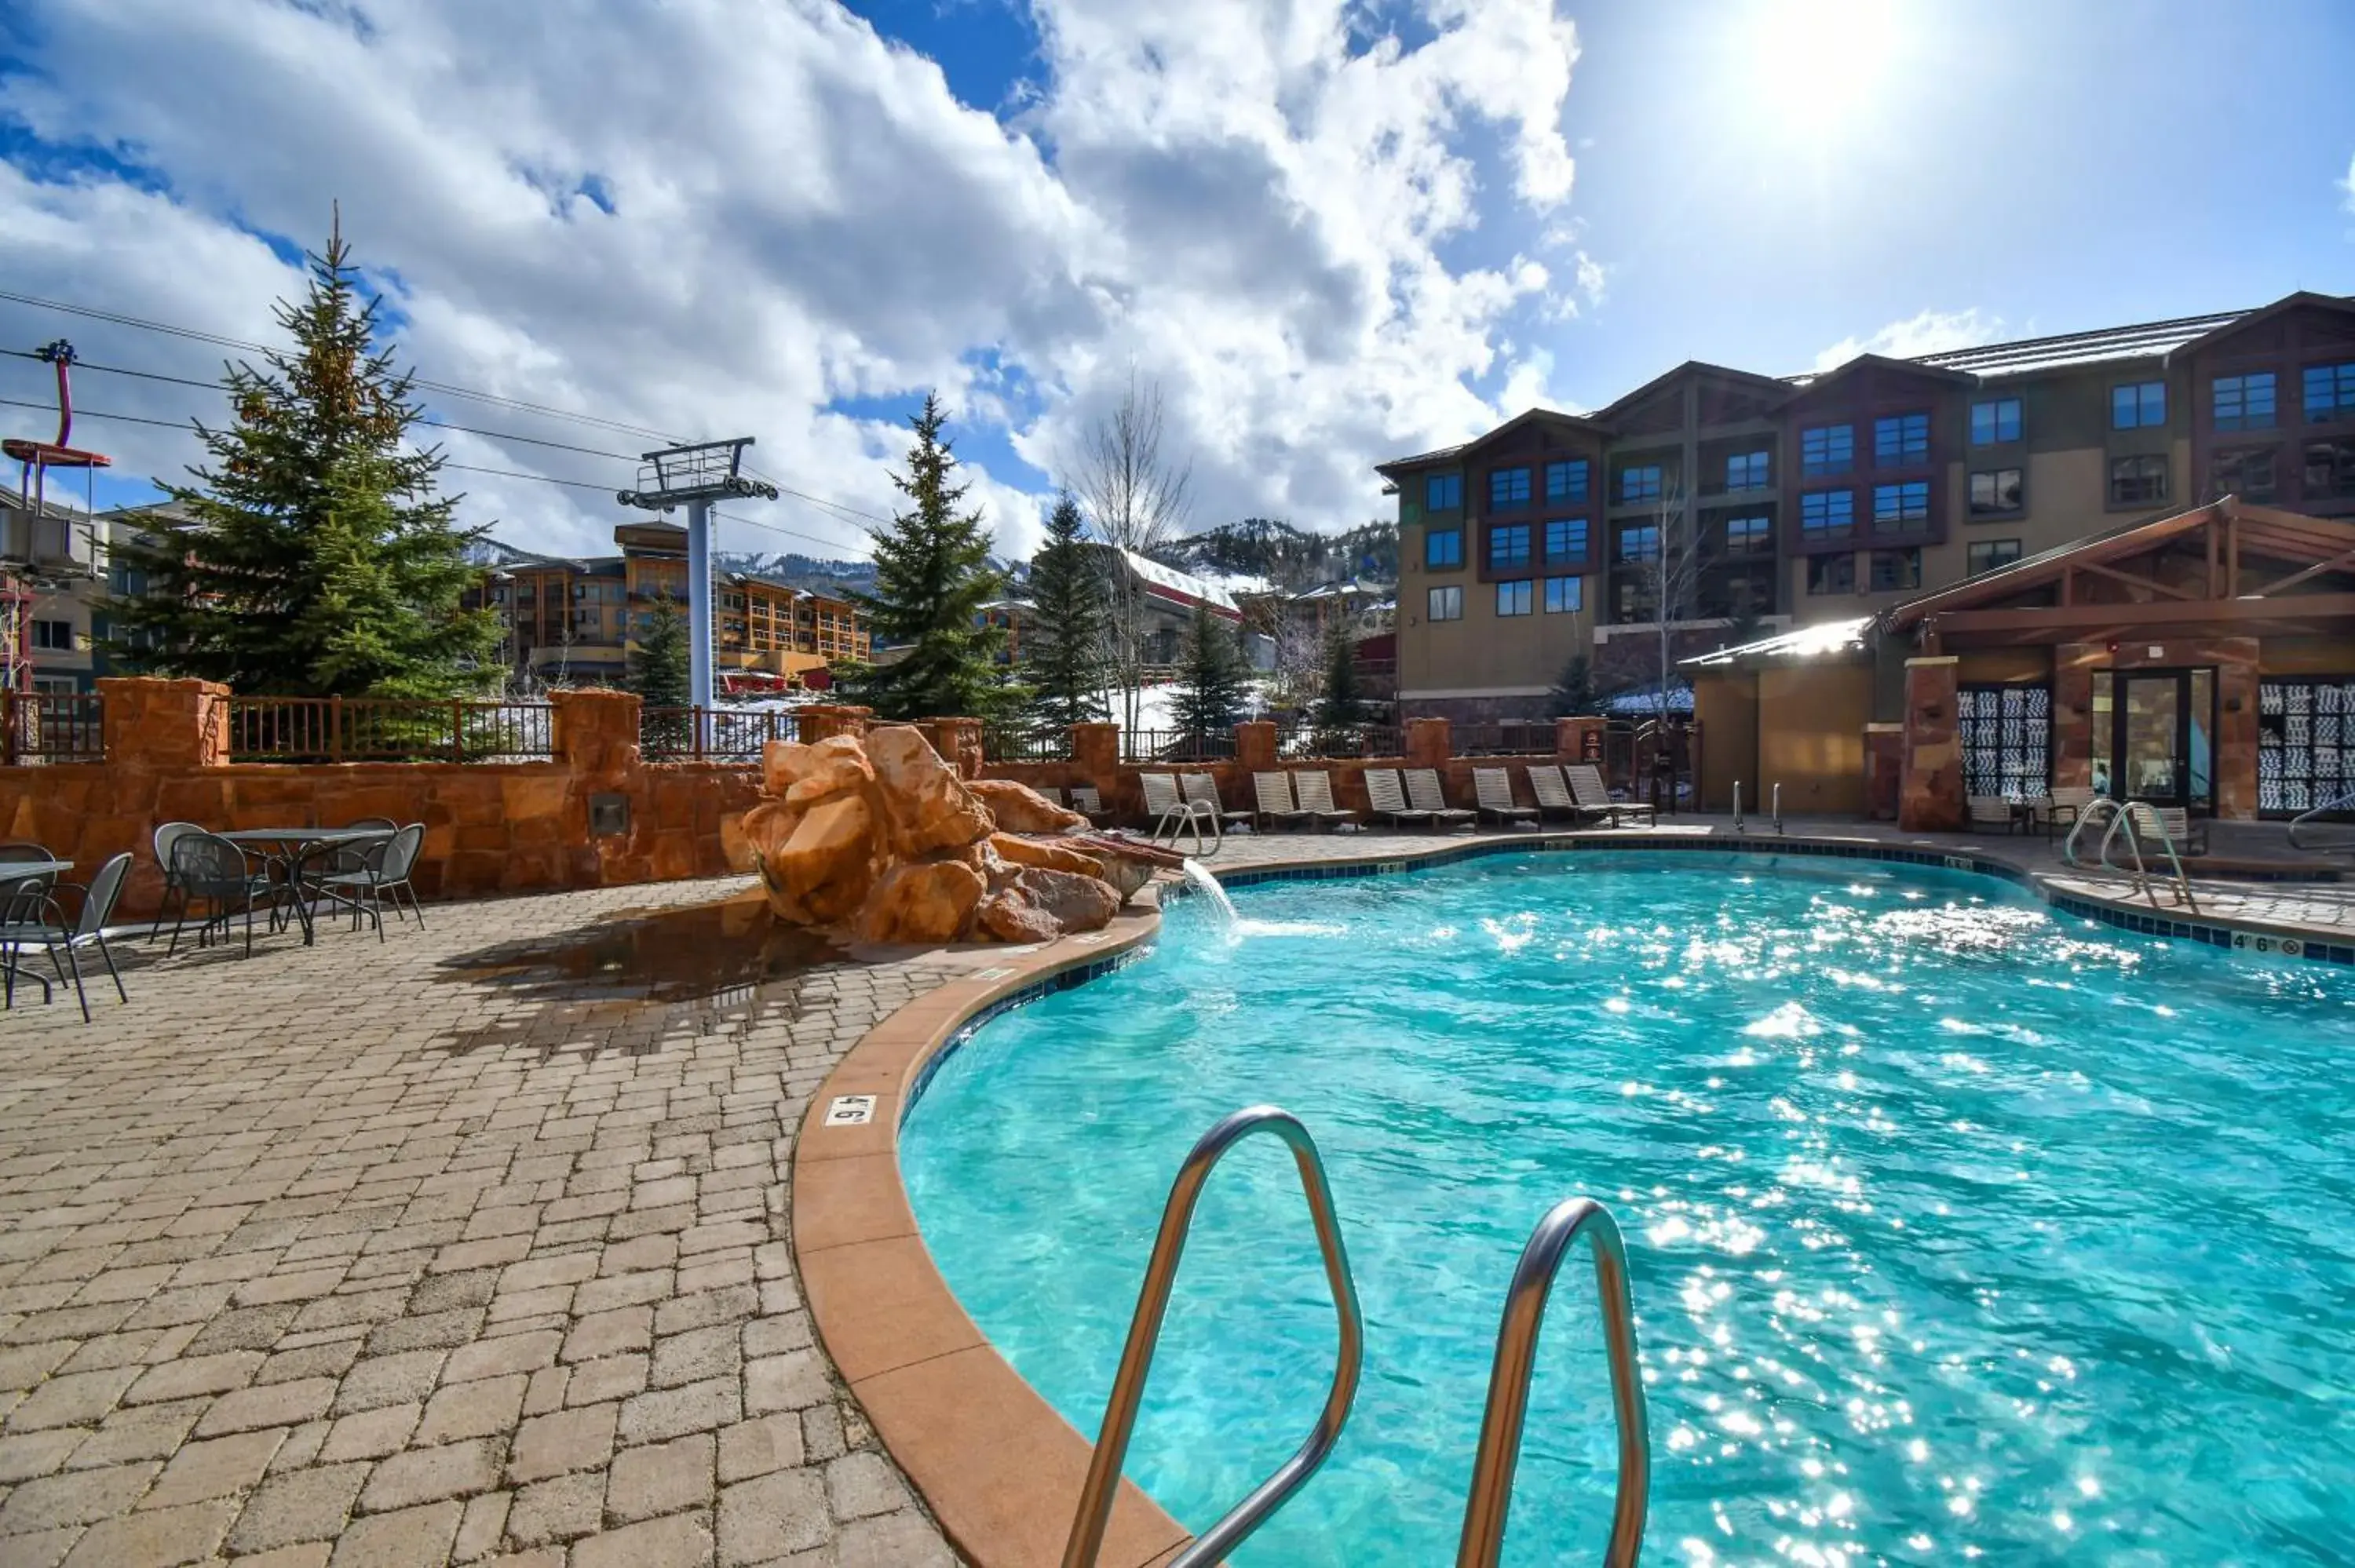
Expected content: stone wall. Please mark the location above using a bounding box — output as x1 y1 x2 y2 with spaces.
0 679 761 915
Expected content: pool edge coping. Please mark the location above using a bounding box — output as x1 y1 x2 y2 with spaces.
796 830 2353 1568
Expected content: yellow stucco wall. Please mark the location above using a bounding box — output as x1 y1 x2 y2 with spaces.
1692 672 1758 812
1758 664 1873 816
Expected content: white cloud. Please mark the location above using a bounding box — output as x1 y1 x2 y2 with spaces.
2342 150 2355 212
1812 308 2005 373
0 0 1585 560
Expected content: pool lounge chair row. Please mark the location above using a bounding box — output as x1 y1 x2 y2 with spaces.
1131 764 1658 844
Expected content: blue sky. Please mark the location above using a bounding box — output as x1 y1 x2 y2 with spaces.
0 0 2349 558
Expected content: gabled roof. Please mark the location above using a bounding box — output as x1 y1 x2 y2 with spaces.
1908 309 2250 377
1590 360 1791 423
1881 497 2355 632
1372 405 1610 478
1783 351 1974 396
2174 290 2355 356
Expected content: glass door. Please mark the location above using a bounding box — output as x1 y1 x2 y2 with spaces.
2105 669 2217 812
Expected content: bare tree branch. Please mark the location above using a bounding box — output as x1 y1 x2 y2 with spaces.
1064 369 1193 731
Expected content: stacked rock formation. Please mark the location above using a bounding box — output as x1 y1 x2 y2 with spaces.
738 725 1162 945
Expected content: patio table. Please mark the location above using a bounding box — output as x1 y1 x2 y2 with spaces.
0 858 73 1006
215 829 394 946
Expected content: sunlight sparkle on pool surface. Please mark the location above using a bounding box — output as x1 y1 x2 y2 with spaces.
901 853 2355 1566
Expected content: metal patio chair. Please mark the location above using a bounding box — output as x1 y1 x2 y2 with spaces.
166 832 286 958
0 852 131 1023
317 823 428 941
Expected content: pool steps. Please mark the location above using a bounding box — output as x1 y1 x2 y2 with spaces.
1059 1106 1652 1568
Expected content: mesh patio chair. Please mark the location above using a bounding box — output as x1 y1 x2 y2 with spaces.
1290 771 1359 829
1404 770 1475 829
1251 771 1314 832
1472 768 1539 827
1139 774 1216 852
2127 802 2207 857
148 822 203 943
166 831 285 958
1068 786 1115 826
318 824 428 941
0 842 60 925
1363 769 1434 830
1525 764 1582 822
1181 774 1253 837
0 852 131 1023
1966 797 2016 833
1565 764 1655 828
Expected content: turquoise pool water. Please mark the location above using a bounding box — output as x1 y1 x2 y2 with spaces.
900 853 2355 1566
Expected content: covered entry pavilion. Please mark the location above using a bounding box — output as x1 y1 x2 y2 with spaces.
1688 497 2355 831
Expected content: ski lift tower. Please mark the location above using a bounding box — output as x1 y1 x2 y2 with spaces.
2 341 110 693
615 438 776 710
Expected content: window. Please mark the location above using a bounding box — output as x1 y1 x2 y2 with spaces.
1723 514 1772 555
1544 460 1589 502
1800 489 1855 541
1874 412 1930 466
2306 363 2355 423
1801 424 1853 476
2112 381 2166 428
1426 473 1462 510
2305 437 2355 499
1427 585 1463 622
1868 548 1922 593
1425 527 1462 569
1616 524 1660 562
1543 519 1588 562
1725 450 1770 490
1959 685 2052 799
1967 539 2024 575
2213 372 2277 431
2210 447 2277 502
2109 454 2168 506
1488 524 1531 570
1619 465 1663 504
1543 575 1583 614
1495 579 1533 617
1807 553 1855 594
1489 466 1532 508
1613 578 1656 623
1969 398 2021 445
2258 679 2355 815
1871 480 1930 531
31 619 73 651
1970 468 2025 515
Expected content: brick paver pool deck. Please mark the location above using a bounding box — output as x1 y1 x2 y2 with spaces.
1 820 2346 1567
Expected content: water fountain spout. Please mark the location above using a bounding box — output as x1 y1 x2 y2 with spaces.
1179 860 1238 926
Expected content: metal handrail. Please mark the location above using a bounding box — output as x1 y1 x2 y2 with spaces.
1062 1107 1364 1568
1456 1198 1649 1568
2289 784 2355 850
2061 796 2197 913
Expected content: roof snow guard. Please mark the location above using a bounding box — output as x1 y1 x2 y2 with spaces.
1120 549 1242 619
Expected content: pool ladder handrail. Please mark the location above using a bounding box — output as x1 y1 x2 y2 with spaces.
2061 795 2198 914
2289 783 2355 851
1061 1105 1364 1568
1456 1197 1651 1568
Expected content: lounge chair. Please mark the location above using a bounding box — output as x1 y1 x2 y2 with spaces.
1252 771 1316 832
1966 796 2017 833
2127 802 2208 856
1068 786 1115 827
1139 773 1217 852
1525 764 1583 823
1404 769 1475 830
1472 768 1539 828
1363 769 1434 830
1291 771 1359 829
1182 773 1254 836
2045 785 2094 842
1565 764 1654 828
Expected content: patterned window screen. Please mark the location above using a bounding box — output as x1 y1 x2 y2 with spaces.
2258 679 2355 816
1957 684 2050 797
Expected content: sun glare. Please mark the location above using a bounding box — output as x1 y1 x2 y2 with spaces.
1747 0 1903 136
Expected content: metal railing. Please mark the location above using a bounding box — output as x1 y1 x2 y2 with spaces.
1454 723 1555 758
1455 1197 1649 1568
2289 784 2355 851
1063 1107 1363 1568
981 724 1073 764
1122 728 1237 764
224 696 554 763
1272 723 1404 760
2 689 104 764
640 706 798 761
2061 796 2198 913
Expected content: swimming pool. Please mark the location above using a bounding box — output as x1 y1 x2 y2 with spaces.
900 851 2355 1565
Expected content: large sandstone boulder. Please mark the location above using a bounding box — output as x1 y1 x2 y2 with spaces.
867 727 995 859
969 779 1087 835
856 859 985 944
1010 866 1119 934
988 832 1104 879
769 794 878 924
975 888 1060 944
783 735 875 809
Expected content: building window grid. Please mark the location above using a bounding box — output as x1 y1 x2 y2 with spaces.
2109 454 2169 506
2211 447 2278 503
1426 527 1463 569
1801 490 1855 541
1868 548 1922 593
1807 553 1855 594
1801 424 1853 476
1495 579 1533 617
2213 373 2277 431
1543 519 1588 563
1618 465 1663 504
2306 363 2355 423
1970 468 2024 515
1543 575 1583 614
1958 685 2052 799
1726 450 1770 490
1544 460 1589 502
1488 524 1532 571
1428 585 1463 622
1723 515 1772 555
2259 680 2355 815
1426 473 1462 511
1967 539 2023 575
1874 412 1930 467
1871 481 1930 531
2304 437 2355 499
1969 398 2021 445
1489 467 1532 508
1616 524 1661 563
2113 381 2167 429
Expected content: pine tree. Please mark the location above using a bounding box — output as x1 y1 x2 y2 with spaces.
630 593 692 749
101 212 497 697
1169 603 1251 745
1024 491 1109 731
1548 653 1601 717
842 393 1014 721
1314 623 1362 733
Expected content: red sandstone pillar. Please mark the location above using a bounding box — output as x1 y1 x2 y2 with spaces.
1557 716 1606 764
2214 639 2261 821
795 705 873 745
551 688 642 781
2050 644 2099 793
1863 724 1903 821
1406 717 1452 770
1071 722 1119 785
927 717 984 779
99 676 230 768
1235 720 1278 774
1898 656 1965 832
